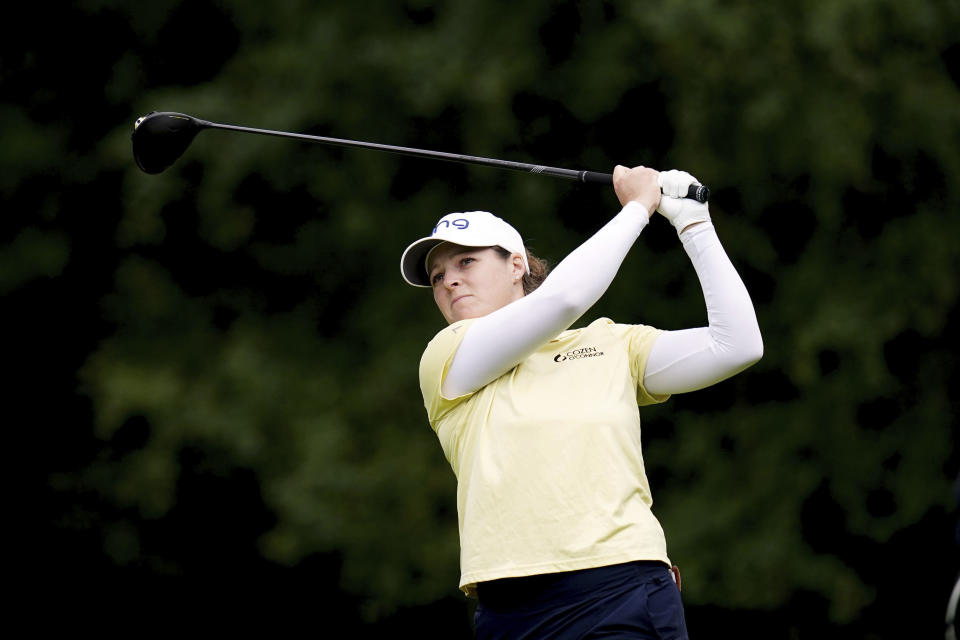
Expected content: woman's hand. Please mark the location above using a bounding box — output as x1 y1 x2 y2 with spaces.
613 165 661 213
657 169 711 234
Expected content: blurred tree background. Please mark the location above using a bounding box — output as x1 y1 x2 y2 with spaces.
4 0 958 637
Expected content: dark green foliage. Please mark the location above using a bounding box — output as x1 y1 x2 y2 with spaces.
5 0 958 636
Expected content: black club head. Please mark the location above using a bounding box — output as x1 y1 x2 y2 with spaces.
131 111 205 174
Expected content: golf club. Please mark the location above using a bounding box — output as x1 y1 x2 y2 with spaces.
131 111 710 202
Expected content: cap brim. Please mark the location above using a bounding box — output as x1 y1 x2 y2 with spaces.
400 237 446 287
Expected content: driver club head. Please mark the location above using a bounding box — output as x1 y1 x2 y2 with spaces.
131 111 206 174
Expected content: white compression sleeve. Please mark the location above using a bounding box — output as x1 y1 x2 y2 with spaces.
643 222 763 395
442 201 651 398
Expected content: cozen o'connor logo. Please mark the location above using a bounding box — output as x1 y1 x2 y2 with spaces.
554 346 604 362
433 218 469 235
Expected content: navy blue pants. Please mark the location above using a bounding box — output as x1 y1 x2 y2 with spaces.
474 561 689 639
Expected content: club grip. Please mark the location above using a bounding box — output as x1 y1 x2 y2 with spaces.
579 170 614 184
579 171 710 203
686 183 710 203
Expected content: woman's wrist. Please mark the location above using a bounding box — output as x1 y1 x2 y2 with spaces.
621 200 651 226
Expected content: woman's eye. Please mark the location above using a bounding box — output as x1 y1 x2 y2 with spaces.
461 257 475 266
432 272 444 284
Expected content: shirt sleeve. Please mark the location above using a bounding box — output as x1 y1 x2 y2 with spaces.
418 319 477 428
607 321 672 406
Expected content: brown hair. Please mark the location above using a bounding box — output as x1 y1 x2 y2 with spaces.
494 246 550 295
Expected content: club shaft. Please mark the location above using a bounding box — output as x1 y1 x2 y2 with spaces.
194 118 709 201
201 120 606 183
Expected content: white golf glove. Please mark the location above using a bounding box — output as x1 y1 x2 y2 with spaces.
657 170 711 233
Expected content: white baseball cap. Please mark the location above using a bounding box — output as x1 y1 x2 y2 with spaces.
400 211 529 287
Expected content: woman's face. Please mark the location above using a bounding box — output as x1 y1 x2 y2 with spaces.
428 243 525 324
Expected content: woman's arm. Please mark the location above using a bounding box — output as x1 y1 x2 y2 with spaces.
642 169 762 394
643 221 763 395
442 166 660 398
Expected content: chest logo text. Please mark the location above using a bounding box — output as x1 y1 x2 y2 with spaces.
553 346 604 362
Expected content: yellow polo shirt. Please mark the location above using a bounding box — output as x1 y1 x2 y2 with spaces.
419 317 671 596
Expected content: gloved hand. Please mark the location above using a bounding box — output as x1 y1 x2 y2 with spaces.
657 170 711 233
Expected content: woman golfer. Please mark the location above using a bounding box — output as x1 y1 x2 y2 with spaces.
400 166 763 639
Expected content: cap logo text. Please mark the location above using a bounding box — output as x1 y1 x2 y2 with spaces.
432 218 469 235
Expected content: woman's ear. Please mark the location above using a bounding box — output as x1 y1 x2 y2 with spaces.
513 253 525 280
